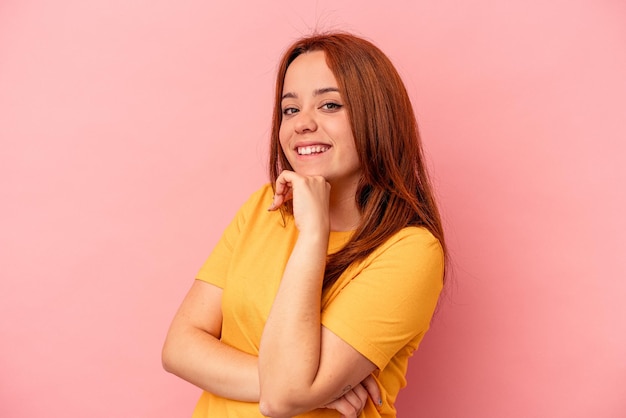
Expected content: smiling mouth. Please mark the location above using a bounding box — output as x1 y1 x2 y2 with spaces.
297 145 330 155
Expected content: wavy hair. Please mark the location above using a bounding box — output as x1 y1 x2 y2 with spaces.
269 32 446 289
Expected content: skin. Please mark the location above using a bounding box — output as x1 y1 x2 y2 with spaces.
276 50 362 230
162 50 381 418
260 51 380 417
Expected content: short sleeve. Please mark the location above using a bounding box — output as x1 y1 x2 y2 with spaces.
321 228 444 370
195 186 271 288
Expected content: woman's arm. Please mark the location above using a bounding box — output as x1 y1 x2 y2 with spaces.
259 172 380 417
161 279 259 401
163 279 380 414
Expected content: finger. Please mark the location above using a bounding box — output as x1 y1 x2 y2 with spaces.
268 187 292 211
268 171 296 211
274 170 294 196
324 397 358 418
361 375 383 409
352 383 369 407
341 389 363 413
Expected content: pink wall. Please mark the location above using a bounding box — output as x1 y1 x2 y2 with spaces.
1 1 624 417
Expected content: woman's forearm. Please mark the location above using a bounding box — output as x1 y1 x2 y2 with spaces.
163 324 260 401
162 279 261 402
258 231 329 416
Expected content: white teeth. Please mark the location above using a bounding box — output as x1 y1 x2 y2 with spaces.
297 146 329 155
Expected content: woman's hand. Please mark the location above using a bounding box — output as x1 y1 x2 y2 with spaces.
268 170 331 235
324 375 382 418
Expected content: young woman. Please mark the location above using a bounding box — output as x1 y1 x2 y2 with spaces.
162 32 446 418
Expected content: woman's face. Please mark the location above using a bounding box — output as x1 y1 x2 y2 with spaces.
279 50 361 190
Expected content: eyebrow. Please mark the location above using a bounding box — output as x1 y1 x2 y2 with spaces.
281 87 340 101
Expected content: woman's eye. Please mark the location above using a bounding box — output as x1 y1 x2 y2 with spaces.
282 107 298 116
321 102 342 111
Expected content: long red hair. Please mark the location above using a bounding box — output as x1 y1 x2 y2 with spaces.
269 32 446 289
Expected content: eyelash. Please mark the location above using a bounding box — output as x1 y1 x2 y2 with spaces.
321 102 342 111
282 102 343 116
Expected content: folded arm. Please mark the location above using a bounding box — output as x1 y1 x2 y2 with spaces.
259 172 379 417
258 231 378 417
162 279 380 415
161 279 259 401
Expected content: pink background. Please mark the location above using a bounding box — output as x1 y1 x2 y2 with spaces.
1 1 625 417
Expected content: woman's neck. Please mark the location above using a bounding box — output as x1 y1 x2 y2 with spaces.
328 182 361 232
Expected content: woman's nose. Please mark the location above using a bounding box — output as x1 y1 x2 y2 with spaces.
294 110 318 133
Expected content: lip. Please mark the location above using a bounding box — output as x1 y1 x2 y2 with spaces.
294 143 332 158
293 141 331 150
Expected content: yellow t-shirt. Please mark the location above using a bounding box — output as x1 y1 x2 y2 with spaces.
193 184 444 417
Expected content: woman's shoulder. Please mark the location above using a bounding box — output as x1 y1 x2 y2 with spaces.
369 226 444 266
248 183 274 204
385 226 442 250
237 183 274 215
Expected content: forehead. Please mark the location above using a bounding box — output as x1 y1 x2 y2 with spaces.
282 50 339 92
